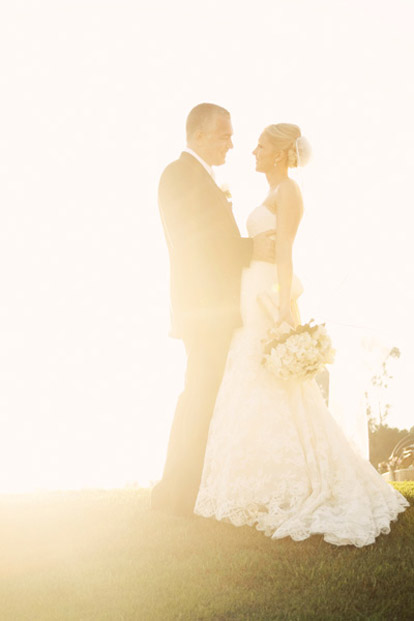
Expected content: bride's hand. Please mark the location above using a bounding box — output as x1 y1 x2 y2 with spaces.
278 306 296 328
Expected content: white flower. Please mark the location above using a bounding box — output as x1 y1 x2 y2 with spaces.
263 320 335 381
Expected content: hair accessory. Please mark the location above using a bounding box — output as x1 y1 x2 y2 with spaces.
295 136 312 168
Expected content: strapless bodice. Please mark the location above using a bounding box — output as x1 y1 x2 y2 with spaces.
246 204 276 237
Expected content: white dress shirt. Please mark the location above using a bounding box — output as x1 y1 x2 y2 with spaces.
184 147 216 182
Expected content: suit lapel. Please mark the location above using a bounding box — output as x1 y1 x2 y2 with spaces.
179 152 239 228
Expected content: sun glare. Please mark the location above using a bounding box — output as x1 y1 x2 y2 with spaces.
0 1 412 493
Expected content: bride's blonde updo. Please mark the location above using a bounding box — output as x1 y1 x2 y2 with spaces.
264 123 311 168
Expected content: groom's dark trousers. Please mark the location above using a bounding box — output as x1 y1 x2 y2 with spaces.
151 152 253 516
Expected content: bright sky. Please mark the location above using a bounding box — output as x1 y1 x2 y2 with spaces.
0 0 413 491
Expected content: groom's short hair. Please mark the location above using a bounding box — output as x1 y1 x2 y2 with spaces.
186 103 230 140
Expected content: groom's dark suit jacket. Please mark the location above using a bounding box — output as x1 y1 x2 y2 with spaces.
159 152 253 339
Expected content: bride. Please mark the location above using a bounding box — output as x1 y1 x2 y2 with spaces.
194 123 409 547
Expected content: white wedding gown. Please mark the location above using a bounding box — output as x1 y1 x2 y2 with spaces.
194 204 409 547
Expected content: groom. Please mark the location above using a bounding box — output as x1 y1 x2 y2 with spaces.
151 103 275 516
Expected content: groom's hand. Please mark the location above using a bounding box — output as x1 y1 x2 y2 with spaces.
252 230 276 262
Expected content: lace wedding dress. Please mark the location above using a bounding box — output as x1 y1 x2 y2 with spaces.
194 204 409 547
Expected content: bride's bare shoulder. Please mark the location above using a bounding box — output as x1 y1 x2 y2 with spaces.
265 178 303 213
277 177 302 197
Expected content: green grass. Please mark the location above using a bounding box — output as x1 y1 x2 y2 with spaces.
0 483 413 620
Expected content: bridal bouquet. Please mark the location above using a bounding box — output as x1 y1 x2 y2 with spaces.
262 320 335 381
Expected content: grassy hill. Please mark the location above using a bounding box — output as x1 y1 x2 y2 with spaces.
0 483 413 620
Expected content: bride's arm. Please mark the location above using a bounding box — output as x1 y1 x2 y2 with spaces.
274 181 303 326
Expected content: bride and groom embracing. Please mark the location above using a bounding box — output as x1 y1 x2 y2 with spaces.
151 103 408 547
